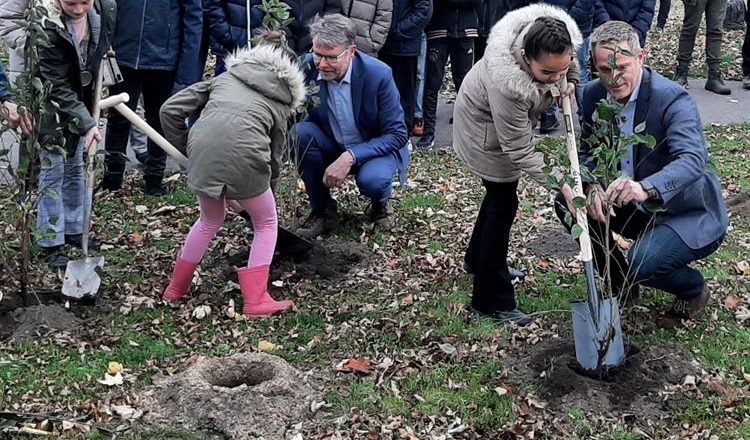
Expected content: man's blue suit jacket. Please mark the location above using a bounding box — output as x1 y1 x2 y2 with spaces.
301 51 410 183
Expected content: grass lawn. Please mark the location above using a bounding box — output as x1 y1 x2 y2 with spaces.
1 122 748 439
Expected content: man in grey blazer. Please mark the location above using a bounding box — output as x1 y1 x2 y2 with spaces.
555 21 728 326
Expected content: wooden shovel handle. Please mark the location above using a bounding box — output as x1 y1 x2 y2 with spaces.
560 78 594 263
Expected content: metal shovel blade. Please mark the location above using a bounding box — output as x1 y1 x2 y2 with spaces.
276 226 314 259
571 297 626 372
62 256 105 300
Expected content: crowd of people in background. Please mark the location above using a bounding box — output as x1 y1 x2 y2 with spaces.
0 0 745 322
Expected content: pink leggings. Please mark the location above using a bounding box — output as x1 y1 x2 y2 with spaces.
179 188 277 268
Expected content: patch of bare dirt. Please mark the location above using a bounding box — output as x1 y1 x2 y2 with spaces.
728 192 750 219
525 227 580 259
287 237 370 280
221 236 370 281
506 339 699 418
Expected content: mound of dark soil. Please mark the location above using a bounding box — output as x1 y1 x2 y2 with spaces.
525 228 580 259
4 303 83 343
143 352 320 439
506 339 699 417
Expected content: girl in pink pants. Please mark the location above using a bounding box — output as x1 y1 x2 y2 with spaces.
158 34 305 318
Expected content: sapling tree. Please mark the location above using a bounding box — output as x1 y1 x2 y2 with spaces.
257 0 318 230
545 43 660 300
542 45 660 369
0 4 66 305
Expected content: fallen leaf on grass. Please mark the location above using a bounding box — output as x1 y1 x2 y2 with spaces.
336 358 372 375
19 426 52 435
130 232 143 244
111 404 142 420
735 261 750 277
107 362 123 375
97 372 123 386
438 343 457 357
683 375 697 387
724 296 742 310
152 205 177 215
494 386 509 396
224 299 236 319
257 340 277 353
192 305 211 320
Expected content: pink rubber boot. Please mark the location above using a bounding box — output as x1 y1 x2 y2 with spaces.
238 266 294 318
163 258 198 303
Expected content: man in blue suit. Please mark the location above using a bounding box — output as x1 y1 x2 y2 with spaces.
292 14 410 238
555 21 728 326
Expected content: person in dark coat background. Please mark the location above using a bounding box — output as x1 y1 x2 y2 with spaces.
282 0 341 53
476 0 529 62
203 0 265 74
101 0 203 196
379 0 433 130
593 0 655 46
416 0 481 151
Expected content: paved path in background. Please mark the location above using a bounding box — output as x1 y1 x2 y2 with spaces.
433 80 750 151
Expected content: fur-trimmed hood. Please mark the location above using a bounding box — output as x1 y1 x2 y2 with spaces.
40 0 66 29
225 44 307 110
483 4 583 101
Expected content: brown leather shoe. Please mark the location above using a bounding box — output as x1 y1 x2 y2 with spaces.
657 285 711 328
368 200 392 227
670 284 711 320
296 204 339 239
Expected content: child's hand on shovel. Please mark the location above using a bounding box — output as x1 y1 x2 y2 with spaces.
558 81 576 109
83 126 102 152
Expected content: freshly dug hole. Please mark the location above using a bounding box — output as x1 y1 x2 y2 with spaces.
143 353 320 440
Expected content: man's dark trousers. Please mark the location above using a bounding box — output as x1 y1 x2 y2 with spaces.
676 0 728 75
422 37 475 137
553 192 724 299
379 54 419 130
292 121 399 212
103 65 176 187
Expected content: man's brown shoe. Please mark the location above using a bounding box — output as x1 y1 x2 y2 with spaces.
657 285 711 328
296 204 339 239
670 285 711 320
368 200 393 228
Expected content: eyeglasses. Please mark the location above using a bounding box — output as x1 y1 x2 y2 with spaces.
311 46 352 64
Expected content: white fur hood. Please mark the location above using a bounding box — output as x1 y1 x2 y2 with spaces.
225 44 307 110
40 0 65 28
483 4 583 101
